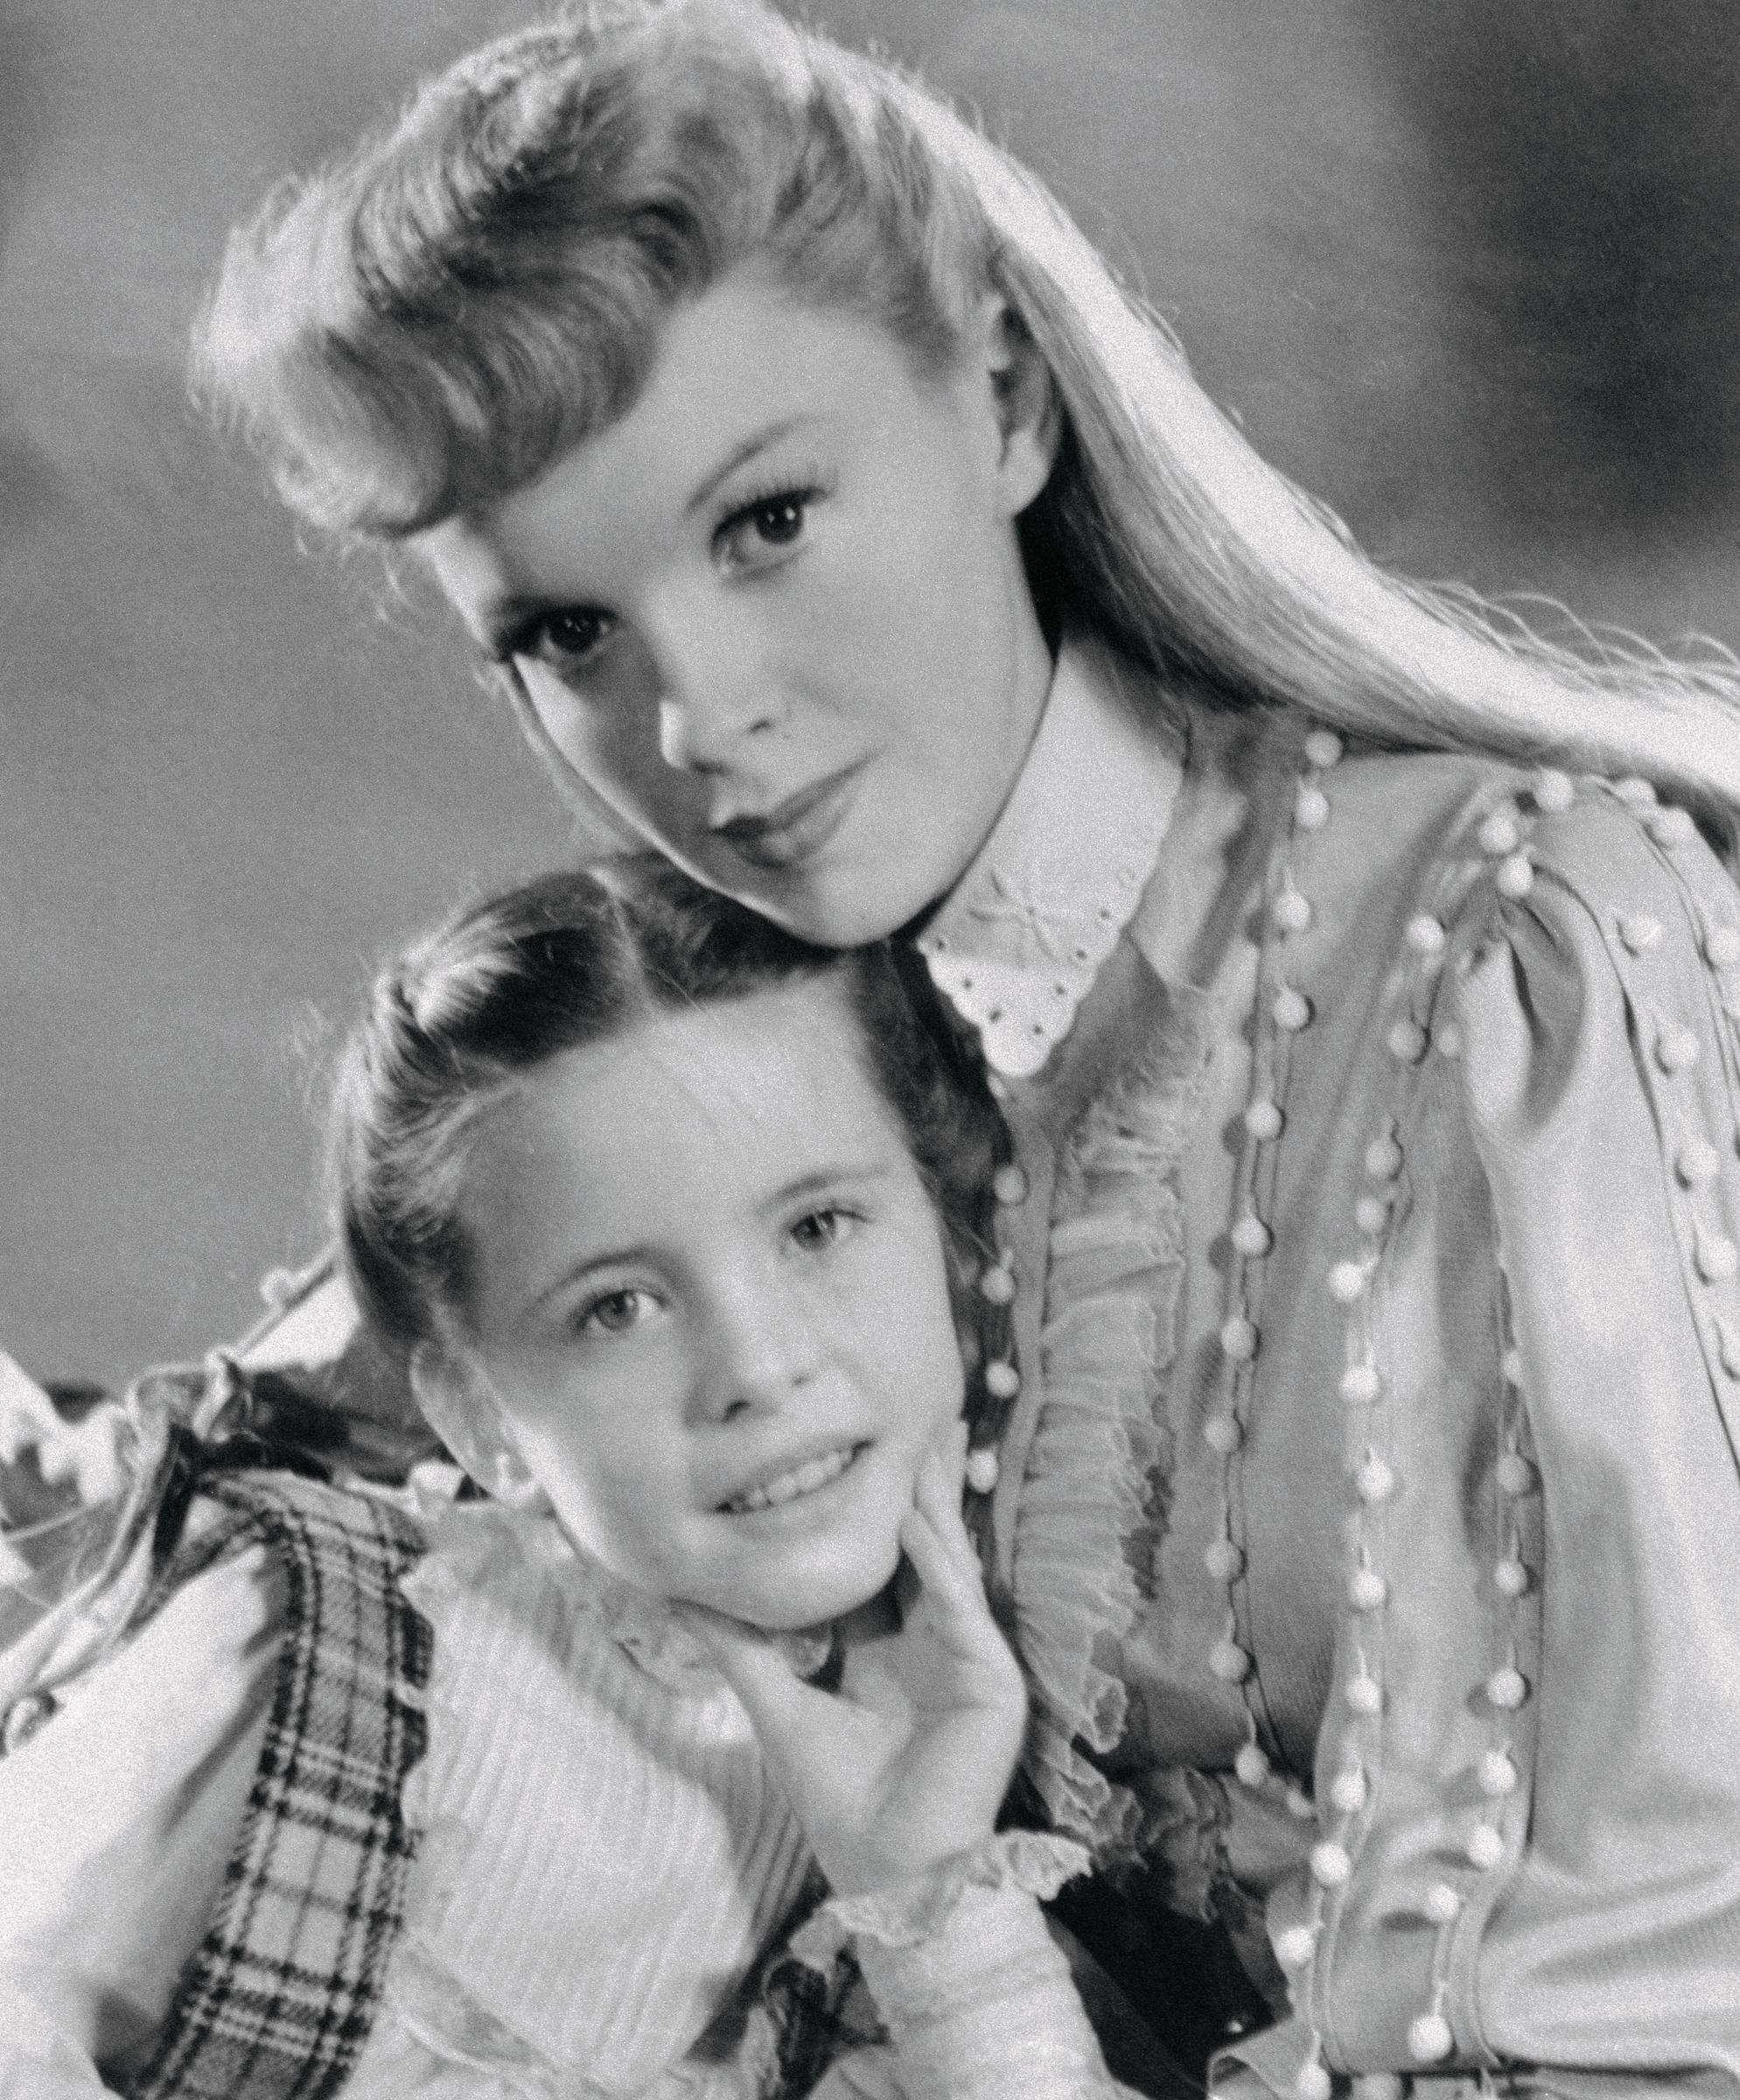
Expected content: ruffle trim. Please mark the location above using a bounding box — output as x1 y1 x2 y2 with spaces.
1011 1010 1216 1854
402 1494 828 1699
787 1831 1093 1970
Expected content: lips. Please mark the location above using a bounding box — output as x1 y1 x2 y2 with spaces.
718 1440 866 1516
712 762 864 871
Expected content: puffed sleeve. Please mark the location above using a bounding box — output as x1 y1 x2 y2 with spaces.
1450 791 1740 2080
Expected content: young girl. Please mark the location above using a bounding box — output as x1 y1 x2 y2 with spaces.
1 866 1155 2100
194 1 1740 2090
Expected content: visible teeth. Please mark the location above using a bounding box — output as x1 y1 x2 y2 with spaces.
728 1445 855 1513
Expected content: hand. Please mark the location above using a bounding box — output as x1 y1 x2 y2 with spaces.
683 1420 1027 1899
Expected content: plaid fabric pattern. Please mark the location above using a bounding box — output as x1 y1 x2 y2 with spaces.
122 1471 430 2100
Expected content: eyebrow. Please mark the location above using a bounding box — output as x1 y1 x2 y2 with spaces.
771 1161 895 1210
682 413 815 517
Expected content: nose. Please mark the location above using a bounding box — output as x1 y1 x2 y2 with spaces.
692 1270 822 1426
646 606 780 774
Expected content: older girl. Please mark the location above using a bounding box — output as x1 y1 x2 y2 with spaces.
198 3 1740 2090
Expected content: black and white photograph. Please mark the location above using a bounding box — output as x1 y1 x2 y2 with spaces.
4 2 1739 2092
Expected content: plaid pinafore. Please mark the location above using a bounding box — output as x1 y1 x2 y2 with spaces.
120 1469 431 2100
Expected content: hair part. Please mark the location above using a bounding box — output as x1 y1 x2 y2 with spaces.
330 862 1000 1362
197 0 1740 826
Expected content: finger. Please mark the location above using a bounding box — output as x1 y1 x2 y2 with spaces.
922 1411 969 1493
913 1427 982 1585
897 1503 1009 1662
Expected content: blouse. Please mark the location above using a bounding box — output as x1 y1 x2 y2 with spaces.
914 634 1740 2094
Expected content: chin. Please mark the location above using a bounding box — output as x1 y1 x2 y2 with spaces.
744 1541 903 1633
767 879 940 951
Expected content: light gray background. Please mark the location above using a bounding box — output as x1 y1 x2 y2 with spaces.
4 0 1737 1389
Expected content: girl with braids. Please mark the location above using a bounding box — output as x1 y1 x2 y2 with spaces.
4 866 1152 2098
195 0 1740 2088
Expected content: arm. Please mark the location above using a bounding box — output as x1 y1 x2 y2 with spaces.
791 1833 1122 2100
1448 797 1740 2077
1210 785 1740 2096
0 1997 116 2100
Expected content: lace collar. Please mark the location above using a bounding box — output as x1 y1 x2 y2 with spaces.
916 634 1184 1076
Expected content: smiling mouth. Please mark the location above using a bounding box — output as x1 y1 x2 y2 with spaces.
721 1442 866 1515
712 765 863 871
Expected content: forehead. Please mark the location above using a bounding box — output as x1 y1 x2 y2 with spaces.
415 272 948 619
459 974 909 1269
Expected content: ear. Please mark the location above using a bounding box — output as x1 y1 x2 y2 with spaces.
976 296 1061 518
409 1341 552 1512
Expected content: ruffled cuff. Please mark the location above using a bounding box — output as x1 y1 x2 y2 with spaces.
789 1830 1091 1966
790 1835 1115 2100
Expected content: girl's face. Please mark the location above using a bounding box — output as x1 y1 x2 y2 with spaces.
418 275 1058 947
436 976 967 1631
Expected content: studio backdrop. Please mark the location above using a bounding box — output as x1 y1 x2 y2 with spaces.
3 0 1737 1388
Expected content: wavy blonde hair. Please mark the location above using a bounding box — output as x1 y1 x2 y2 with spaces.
194 0 1740 825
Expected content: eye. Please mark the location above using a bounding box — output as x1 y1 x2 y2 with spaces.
789 1205 856 1253
574 1284 657 1337
715 486 820 575
510 606 617 674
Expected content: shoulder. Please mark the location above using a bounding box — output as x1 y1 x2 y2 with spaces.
1303 744 1738 976
1334 764 1740 1190
1278 743 1738 1166
1416 769 1740 1046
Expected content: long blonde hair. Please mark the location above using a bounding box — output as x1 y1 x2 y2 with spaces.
194 0 1740 819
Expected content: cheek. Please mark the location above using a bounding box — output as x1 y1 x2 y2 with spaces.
544 1446 690 1590
524 678 628 785
503 1402 644 1528
524 676 704 835
888 1233 969 1421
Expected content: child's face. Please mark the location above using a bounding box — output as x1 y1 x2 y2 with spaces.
417 273 1057 948
447 976 967 1631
